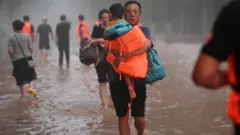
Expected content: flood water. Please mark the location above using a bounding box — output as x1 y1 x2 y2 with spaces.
0 40 232 135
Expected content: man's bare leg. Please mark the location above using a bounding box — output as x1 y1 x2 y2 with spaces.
19 85 25 97
29 80 35 89
118 117 130 135
44 49 49 64
99 83 111 108
134 117 146 135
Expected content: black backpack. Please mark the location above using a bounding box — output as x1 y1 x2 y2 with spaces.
79 39 99 66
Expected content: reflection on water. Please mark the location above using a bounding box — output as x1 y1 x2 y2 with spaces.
0 41 232 135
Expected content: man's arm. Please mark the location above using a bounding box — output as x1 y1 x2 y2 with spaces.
192 3 238 90
124 39 151 58
28 36 33 54
31 25 35 43
49 25 54 40
124 26 152 58
192 54 228 89
55 24 59 44
35 25 39 41
8 37 13 56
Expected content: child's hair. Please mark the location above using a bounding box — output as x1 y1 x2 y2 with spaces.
109 3 124 19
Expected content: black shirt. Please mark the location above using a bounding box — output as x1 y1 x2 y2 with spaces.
108 26 152 83
37 24 52 44
91 25 105 38
91 25 106 60
56 22 71 45
201 0 240 61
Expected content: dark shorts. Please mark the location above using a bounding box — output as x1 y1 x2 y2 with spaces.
12 57 37 86
110 78 147 117
39 43 50 50
235 124 240 135
95 59 109 83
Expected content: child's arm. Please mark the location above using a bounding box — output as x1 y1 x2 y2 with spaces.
90 38 104 45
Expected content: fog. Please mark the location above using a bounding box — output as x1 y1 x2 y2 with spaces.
0 0 229 60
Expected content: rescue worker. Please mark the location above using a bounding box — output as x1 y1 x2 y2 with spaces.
22 15 35 43
76 15 89 49
192 1 240 134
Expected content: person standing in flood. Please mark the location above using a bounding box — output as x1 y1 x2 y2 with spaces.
109 2 151 134
91 9 112 108
36 16 54 64
90 1 151 134
56 14 71 68
192 1 240 134
22 15 35 43
8 20 37 97
76 15 89 49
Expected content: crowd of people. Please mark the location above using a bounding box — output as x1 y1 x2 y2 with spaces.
6 0 240 134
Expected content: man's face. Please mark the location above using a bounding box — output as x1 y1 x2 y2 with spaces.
124 4 141 26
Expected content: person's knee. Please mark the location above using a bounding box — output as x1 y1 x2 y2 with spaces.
134 117 145 125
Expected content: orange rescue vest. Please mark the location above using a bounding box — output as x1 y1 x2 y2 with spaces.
227 52 240 124
77 21 89 40
22 22 32 36
104 26 148 78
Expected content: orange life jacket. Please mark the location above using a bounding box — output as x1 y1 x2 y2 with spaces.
227 53 240 124
22 22 32 36
77 21 89 40
104 26 148 78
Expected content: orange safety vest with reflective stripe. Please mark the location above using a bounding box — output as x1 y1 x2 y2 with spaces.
22 22 32 36
77 21 89 40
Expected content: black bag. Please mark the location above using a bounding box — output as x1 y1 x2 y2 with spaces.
14 34 37 68
79 39 99 66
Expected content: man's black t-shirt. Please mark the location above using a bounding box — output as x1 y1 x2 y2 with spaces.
56 22 71 45
201 0 240 61
37 24 52 45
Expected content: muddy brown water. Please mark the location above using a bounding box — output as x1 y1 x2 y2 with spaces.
0 41 232 135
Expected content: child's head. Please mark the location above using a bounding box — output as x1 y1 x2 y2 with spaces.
109 3 124 20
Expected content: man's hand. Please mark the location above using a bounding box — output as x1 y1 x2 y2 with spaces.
122 52 132 59
113 56 125 68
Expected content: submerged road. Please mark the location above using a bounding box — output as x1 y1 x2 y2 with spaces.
0 41 231 135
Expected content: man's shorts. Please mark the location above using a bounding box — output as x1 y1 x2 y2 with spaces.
235 124 240 135
109 78 147 117
39 43 50 50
